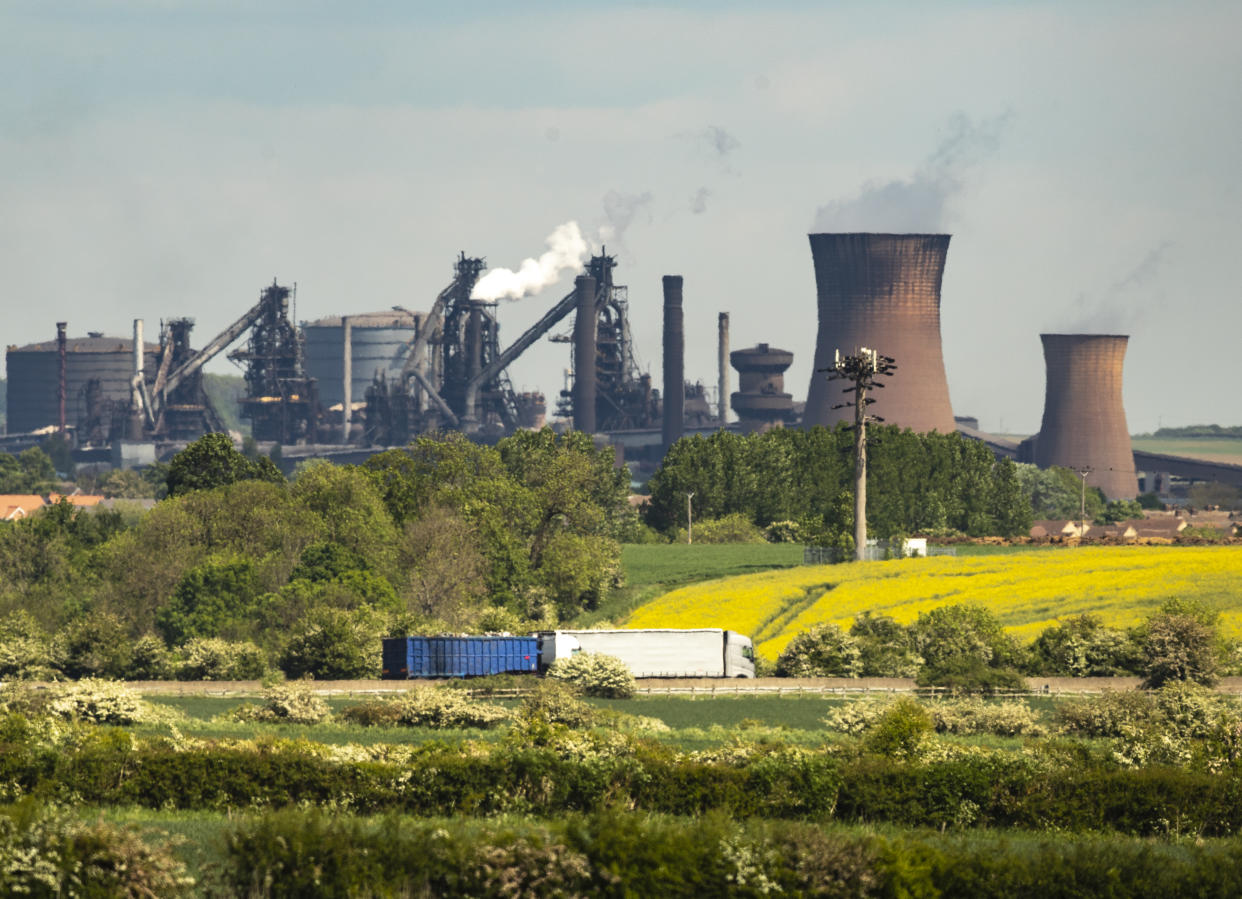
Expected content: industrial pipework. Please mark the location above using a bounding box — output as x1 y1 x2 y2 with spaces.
1033 334 1139 500
804 233 956 433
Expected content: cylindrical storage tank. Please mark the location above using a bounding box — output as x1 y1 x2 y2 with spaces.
731 343 795 433
302 310 421 410
6 333 159 434
573 275 597 433
662 275 685 450
804 233 956 433
1034 334 1138 500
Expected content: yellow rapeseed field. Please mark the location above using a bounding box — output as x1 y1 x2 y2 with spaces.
623 547 1242 660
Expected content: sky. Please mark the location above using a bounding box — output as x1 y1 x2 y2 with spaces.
2 0 1239 435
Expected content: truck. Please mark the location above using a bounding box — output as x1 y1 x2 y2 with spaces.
381 635 539 679
537 628 756 678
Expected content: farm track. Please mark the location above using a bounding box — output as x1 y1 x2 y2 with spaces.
100 676 1242 697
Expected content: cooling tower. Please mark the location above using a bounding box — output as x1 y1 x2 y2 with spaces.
804 234 955 433
662 275 685 450
1034 334 1138 500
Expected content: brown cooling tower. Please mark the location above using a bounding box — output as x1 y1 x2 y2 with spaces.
1034 334 1138 500
805 234 956 433
662 275 685 450
572 274 598 433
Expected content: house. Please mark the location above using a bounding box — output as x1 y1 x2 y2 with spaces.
1129 516 1188 540
1030 519 1089 539
46 492 105 509
0 495 46 521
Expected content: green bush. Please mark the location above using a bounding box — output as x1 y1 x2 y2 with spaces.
672 513 767 545
1056 690 1158 738
1027 613 1141 677
862 697 934 759
278 607 384 680
124 634 177 680
851 612 922 678
822 697 898 735
0 801 192 897
547 652 637 698
177 638 269 681
517 679 598 728
233 681 332 725
916 657 1028 694
389 687 511 729
928 697 1047 737
775 623 862 677
0 612 60 680
1142 610 1220 688
0 678 180 726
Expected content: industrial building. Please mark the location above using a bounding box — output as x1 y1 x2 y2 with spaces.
4 227 1239 500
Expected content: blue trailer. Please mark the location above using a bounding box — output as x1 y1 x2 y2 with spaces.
382 636 539 679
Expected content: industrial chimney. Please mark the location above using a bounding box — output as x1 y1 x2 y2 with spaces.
662 275 685 450
717 312 729 425
572 274 598 433
1034 334 1138 500
804 234 956 433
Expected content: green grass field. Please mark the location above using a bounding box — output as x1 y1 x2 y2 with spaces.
1131 436 1242 465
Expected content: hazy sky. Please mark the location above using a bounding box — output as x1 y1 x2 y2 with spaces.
3 0 1239 434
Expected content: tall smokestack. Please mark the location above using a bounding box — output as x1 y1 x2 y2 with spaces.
129 319 146 439
805 234 955 433
342 316 352 441
572 274 597 433
717 312 729 425
56 322 67 436
1035 334 1138 500
662 275 685 450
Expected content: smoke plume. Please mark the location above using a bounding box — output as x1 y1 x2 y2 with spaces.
690 187 711 214
598 190 653 246
471 221 590 301
812 112 1008 232
1061 241 1174 332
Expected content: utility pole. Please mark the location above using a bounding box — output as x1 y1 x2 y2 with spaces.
1077 467 1092 540
823 347 896 561
686 491 695 545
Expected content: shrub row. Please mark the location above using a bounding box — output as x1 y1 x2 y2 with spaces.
6 720 1242 834
222 807 1242 898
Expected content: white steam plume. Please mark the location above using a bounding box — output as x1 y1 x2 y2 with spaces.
471 221 591 301
812 112 1009 232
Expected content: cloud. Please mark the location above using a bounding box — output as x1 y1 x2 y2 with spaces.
812 111 1009 233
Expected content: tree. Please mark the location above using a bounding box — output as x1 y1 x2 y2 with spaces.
851 612 921 677
290 461 400 579
166 433 283 497
397 506 489 627
775 623 862 677
909 604 1026 692
1140 600 1221 688
156 554 263 645
279 606 385 680
1027 614 1140 677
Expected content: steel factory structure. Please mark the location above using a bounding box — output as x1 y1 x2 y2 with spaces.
3 227 1237 498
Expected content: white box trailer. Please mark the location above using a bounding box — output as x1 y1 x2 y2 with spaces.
538 628 756 678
